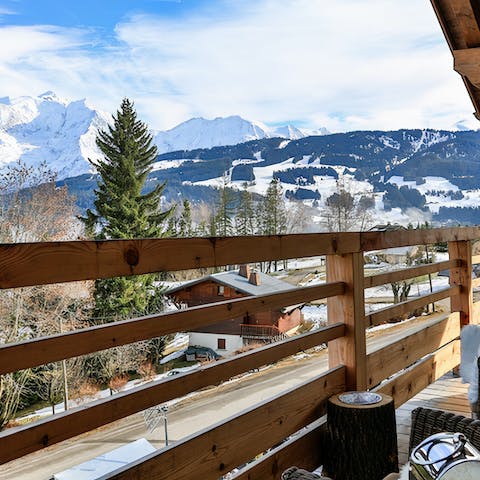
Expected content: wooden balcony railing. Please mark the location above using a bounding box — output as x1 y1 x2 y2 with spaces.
0 227 479 479
240 323 280 339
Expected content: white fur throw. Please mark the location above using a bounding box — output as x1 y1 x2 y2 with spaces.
460 325 480 404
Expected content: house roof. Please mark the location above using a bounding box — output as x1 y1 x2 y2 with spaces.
431 0 480 121
167 269 296 297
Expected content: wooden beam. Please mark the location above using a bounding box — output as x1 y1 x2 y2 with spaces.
0 282 344 375
107 368 345 480
431 0 480 117
360 226 480 252
454 47 480 86
0 233 361 289
366 313 460 388
327 252 366 390
449 240 473 326
472 254 480 264
0 324 344 465
450 0 480 48
365 286 459 327
2 228 480 289
364 260 459 289
230 419 327 480
431 0 469 50
375 339 460 408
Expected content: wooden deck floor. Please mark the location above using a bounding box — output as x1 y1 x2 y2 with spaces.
395 372 471 466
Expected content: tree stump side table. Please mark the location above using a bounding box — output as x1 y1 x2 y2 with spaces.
323 392 398 480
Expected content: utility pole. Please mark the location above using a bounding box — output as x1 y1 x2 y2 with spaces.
59 316 69 411
161 405 169 446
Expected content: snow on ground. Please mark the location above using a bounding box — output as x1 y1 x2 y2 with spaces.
388 175 459 193
387 175 480 213
21 363 202 421
365 275 449 298
280 257 325 270
152 159 202 171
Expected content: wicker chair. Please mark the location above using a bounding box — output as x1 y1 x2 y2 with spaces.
409 407 480 454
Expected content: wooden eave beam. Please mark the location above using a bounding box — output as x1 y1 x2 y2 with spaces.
431 0 480 121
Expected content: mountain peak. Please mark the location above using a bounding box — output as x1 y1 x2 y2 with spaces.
38 91 68 104
154 115 328 154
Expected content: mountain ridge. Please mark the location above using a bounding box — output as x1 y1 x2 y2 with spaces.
2 93 480 225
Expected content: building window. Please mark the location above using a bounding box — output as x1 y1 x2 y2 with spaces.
217 285 225 296
217 338 226 350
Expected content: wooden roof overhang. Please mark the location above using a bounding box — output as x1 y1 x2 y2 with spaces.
431 0 480 120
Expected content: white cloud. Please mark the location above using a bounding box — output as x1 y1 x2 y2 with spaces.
0 0 477 132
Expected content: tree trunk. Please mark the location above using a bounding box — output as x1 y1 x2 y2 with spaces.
324 393 398 480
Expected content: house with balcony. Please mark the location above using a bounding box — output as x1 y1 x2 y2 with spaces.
167 266 303 354
2 2 480 479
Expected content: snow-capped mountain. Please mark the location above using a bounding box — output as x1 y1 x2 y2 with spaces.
0 92 110 179
0 94 329 177
154 115 326 154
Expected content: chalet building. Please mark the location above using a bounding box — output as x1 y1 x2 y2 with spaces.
167 265 303 354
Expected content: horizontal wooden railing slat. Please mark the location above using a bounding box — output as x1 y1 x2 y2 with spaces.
366 313 460 388
364 260 459 289
365 286 460 327
0 282 344 375
361 226 480 252
0 234 361 289
0 323 344 465
375 339 460 408
229 418 326 480
472 277 480 289
473 301 480 322
106 367 345 480
1 227 479 289
472 254 480 265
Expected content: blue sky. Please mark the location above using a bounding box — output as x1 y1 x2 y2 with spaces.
0 0 477 132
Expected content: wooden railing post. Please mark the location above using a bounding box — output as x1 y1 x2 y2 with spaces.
326 251 367 390
448 240 473 326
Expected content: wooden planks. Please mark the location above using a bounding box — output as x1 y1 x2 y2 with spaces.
327 252 366 390
0 282 345 375
375 339 460 408
0 324 344 465
2 228 480 289
366 313 460 388
360 226 480 252
364 260 459 289
0 234 360 289
107 367 345 480
365 286 459 327
230 419 327 480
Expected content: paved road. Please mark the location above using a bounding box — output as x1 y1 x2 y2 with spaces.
0 313 448 480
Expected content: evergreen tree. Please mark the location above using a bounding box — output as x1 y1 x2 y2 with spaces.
215 179 235 236
178 199 193 237
258 178 287 235
235 183 255 235
257 179 287 272
82 98 172 320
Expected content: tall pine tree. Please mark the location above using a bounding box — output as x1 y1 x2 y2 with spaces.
215 178 235 236
235 183 255 235
257 178 287 271
258 178 287 235
82 98 172 320
178 199 193 237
